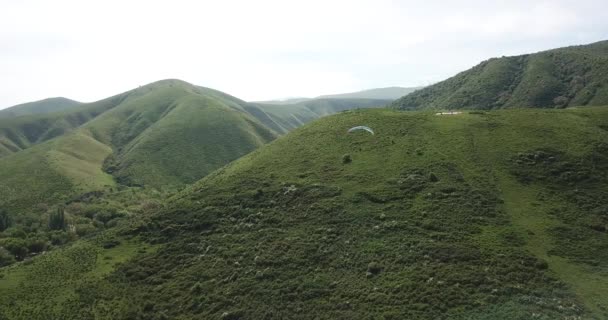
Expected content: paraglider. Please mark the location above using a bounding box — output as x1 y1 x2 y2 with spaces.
347 126 374 135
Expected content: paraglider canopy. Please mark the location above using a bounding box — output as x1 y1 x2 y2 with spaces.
348 126 374 135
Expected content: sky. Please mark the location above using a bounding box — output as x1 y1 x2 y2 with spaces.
1 0 608 108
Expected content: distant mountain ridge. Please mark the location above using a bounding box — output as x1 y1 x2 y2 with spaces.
0 97 82 118
318 86 420 100
256 86 420 104
392 40 608 110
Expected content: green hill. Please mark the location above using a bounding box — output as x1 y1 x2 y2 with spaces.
0 97 82 118
392 40 608 110
0 80 388 214
0 80 275 212
2 106 606 319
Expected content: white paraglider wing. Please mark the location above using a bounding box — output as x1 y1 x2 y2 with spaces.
347 126 374 135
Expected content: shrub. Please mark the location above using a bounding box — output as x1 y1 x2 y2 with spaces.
27 238 48 253
342 154 352 164
367 262 383 275
75 224 97 237
0 209 11 232
49 231 69 245
0 247 15 266
102 239 121 249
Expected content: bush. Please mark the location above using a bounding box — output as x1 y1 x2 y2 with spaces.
367 262 383 275
49 231 69 246
102 239 121 249
75 224 97 237
342 154 352 164
27 238 48 253
0 247 15 266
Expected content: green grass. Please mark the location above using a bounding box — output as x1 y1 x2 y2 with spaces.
392 40 608 110
3 107 605 319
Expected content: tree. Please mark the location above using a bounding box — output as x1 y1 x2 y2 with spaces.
0 209 11 232
0 238 28 260
49 207 67 231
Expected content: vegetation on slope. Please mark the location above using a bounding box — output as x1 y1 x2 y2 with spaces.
2 107 606 319
392 40 608 110
0 97 82 118
0 80 388 265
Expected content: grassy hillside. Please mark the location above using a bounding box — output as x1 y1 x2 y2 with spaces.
2 107 606 319
0 97 82 118
393 40 608 110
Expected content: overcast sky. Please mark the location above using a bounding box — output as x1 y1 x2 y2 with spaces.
1 0 607 108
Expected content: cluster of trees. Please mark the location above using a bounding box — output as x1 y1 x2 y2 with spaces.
0 188 166 268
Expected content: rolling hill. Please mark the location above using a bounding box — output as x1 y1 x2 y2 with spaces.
0 97 82 118
0 80 388 214
2 106 606 319
392 40 608 110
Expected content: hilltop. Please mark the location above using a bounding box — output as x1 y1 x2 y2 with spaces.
0 97 82 118
392 40 608 110
2 107 606 319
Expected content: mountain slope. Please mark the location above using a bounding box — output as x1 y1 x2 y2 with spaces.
3 107 606 319
0 97 82 118
392 40 608 110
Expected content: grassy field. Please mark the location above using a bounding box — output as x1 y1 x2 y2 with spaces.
2 106 605 319
393 40 608 110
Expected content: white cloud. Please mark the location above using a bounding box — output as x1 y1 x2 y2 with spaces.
0 0 607 106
